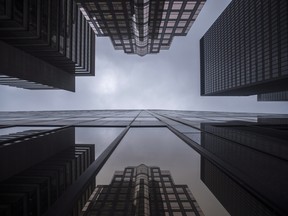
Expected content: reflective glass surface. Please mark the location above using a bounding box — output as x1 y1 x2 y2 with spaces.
0 126 59 136
0 110 287 216
97 127 229 216
76 127 124 159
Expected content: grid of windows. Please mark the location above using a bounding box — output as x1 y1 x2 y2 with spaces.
79 0 205 56
0 74 54 90
257 91 288 101
0 0 96 91
0 144 95 215
200 0 288 96
0 0 95 75
82 165 204 216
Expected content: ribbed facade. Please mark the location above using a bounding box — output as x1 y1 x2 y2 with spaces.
77 0 205 56
0 0 95 91
0 142 95 215
200 0 288 96
257 91 288 101
200 122 288 216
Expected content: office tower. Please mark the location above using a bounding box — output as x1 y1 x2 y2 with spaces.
199 121 288 216
77 0 205 56
257 91 288 101
0 110 287 215
0 127 95 216
82 164 204 216
0 144 95 215
200 0 288 100
0 0 95 91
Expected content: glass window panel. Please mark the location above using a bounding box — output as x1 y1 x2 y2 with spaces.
172 2 183 10
170 202 180 209
178 21 187 27
166 28 173 33
179 194 188 200
175 28 184 33
167 21 176 27
182 202 192 209
0 127 58 136
75 127 124 159
96 127 229 215
181 13 190 19
185 2 196 10
168 194 176 200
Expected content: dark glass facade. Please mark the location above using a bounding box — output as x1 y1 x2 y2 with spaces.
77 0 205 56
200 0 288 97
0 0 96 91
257 91 288 101
0 127 95 216
200 121 288 216
0 110 287 215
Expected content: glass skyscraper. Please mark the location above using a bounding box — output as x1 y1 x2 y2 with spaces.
82 164 204 216
200 0 288 101
0 110 287 215
0 0 96 91
77 0 205 56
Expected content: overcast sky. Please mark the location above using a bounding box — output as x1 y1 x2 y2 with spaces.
0 0 287 113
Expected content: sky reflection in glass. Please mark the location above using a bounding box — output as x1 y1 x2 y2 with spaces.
97 127 229 216
75 127 124 159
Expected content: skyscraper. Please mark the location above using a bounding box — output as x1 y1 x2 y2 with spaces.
82 164 204 216
200 121 288 216
0 127 95 216
200 0 288 101
257 90 288 101
0 0 96 91
0 110 287 215
77 0 205 56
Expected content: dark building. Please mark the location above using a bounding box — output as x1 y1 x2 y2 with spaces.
257 91 288 101
0 127 95 216
200 0 288 100
82 164 204 216
77 0 205 56
0 110 287 215
199 121 288 216
0 0 96 91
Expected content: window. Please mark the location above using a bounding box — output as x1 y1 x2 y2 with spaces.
179 194 188 200
170 12 179 19
181 12 190 19
182 202 192 209
185 2 196 10
167 21 176 27
166 188 174 193
168 194 176 200
172 2 183 10
170 202 180 209
98 3 109 10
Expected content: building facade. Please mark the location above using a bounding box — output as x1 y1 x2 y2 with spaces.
200 121 288 216
200 0 288 100
0 110 287 215
0 0 96 91
77 0 205 56
82 164 204 216
0 126 95 216
257 91 288 101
